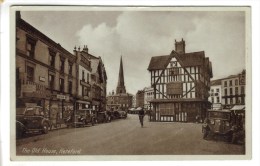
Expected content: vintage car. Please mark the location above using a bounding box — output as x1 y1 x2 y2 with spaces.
96 111 111 123
16 106 50 137
202 109 245 143
114 110 127 119
66 109 96 128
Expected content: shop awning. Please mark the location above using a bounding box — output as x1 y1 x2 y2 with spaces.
135 107 142 111
76 100 91 104
230 105 245 111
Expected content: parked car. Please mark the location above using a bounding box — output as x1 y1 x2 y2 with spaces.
66 109 96 128
202 109 245 143
96 111 111 123
114 110 127 119
16 106 50 137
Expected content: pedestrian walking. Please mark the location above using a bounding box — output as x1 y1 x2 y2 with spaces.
138 108 145 127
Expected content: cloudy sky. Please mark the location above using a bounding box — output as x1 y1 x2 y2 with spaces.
21 8 246 95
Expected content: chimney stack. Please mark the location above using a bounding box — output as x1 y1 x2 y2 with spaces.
175 38 185 54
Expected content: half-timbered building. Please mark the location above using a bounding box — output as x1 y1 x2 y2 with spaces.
147 39 213 122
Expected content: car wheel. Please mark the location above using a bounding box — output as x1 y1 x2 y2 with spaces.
42 122 49 134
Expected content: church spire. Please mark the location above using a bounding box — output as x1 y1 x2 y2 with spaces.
116 56 126 94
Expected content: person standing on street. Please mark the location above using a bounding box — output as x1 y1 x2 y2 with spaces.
138 108 145 127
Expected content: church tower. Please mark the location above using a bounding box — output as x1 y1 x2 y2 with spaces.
116 56 126 94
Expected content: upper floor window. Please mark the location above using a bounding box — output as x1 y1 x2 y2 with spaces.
216 97 220 103
224 81 227 87
87 73 89 83
211 97 214 103
50 54 55 68
26 39 36 58
169 67 179 76
224 89 227 95
229 80 232 86
230 98 233 104
49 74 55 90
241 86 245 94
68 63 73 75
82 71 85 81
68 81 72 94
216 88 219 93
59 78 64 92
235 79 238 85
235 87 239 95
230 88 233 95
60 58 65 73
26 66 34 82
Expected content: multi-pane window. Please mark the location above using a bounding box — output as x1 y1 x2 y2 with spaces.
224 89 227 95
60 58 65 73
229 80 232 86
235 87 239 95
216 97 220 103
50 54 55 67
59 78 64 92
224 81 227 87
211 97 214 103
169 68 179 76
235 79 238 85
230 98 233 104
26 40 35 58
68 63 73 75
82 71 85 81
49 49 56 68
87 73 89 83
68 81 72 94
216 88 219 93
241 86 245 94
49 74 55 90
230 88 233 95
26 66 34 82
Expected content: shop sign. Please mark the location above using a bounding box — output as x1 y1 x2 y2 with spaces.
80 80 91 87
39 76 46 82
22 84 36 93
57 94 66 100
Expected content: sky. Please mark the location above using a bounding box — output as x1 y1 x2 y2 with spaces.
21 9 246 95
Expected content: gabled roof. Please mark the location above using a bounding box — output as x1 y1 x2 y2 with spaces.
147 51 205 70
178 51 205 67
147 55 171 70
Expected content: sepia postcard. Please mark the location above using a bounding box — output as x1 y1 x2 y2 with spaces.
9 5 251 161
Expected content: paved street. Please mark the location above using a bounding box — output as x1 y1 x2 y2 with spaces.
16 114 245 155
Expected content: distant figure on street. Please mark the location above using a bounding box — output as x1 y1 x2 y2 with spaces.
138 108 145 127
